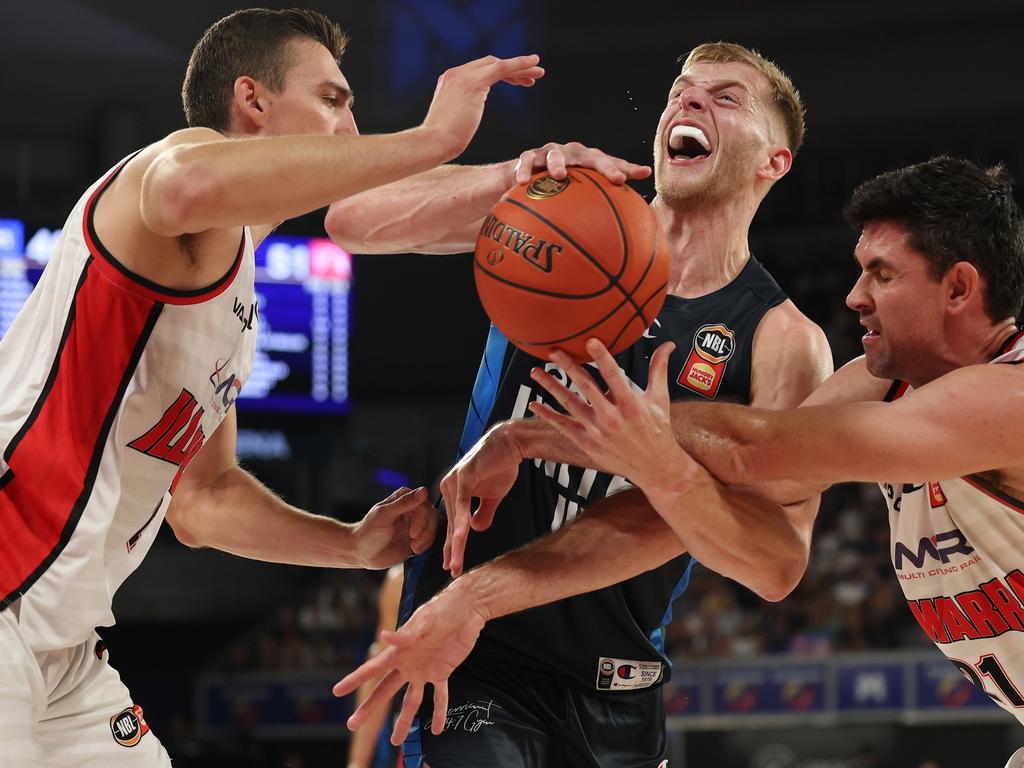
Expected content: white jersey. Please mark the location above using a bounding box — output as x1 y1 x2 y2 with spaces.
883 330 1024 722
0 153 257 651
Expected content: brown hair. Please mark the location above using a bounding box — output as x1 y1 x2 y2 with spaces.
679 42 806 155
182 8 349 132
844 156 1024 322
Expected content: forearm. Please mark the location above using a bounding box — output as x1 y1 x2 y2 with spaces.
641 467 814 602
144 128 454 235
669 401 830 496
325 161 516 254
169 465 361 567
502 416 599 469
453 488 683 620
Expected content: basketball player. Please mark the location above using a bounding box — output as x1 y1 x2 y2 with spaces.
328 44 832 767
527 157 1024 728
0 8 549 766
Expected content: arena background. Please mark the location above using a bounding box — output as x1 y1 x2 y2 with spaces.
4 1 1024 765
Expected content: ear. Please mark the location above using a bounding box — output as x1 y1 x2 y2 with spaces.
231 75 271 131
944 261 981 315
756 144 792 183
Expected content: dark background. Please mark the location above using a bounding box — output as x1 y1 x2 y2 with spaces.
4 1 1024 766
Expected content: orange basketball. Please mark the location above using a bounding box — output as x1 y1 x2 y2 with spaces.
474 168 669 361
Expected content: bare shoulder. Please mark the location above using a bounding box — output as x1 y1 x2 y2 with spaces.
98 127 223 222
802 355 893 407
750 300 833 409
116 127 224 189
94 127 242 290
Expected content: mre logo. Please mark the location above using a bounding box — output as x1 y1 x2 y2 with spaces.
894 529 974 570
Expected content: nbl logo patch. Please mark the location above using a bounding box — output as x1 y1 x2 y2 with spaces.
928 482 947 508
678 324 735 398
110 704 149 748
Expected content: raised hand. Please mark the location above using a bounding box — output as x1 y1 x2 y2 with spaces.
353 487 438 569
424 55 545 160
513 141 652 185
332 585 487 745
528 339 692 491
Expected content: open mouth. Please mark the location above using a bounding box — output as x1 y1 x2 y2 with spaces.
667 125 712 162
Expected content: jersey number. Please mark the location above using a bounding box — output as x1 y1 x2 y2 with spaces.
953 654 1024 707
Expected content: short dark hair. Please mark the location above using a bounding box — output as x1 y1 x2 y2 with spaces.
182 8 348 132
844 156 1024 322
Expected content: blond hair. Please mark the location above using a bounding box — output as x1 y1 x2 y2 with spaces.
680 42 805 155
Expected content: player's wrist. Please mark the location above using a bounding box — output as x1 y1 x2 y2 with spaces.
413 124 465 164
337 521 370 569
493 420 529 463
449 567 497 623
634 447 707 500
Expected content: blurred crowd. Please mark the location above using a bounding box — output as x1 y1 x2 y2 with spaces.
665 482 927 658
220 570 380 674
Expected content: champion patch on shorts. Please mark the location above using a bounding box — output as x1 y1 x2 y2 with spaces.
595 656 664 690
110 704 149 747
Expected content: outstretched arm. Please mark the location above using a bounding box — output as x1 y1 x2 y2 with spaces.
674 360 1024 487
324 142 652 254
167 410 437 569
131 55 545 237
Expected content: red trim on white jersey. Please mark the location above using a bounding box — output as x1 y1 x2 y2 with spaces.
82 155 245 306
0 261 161 603
998 329 1024 356
961 474 1024 516
884 380 910 402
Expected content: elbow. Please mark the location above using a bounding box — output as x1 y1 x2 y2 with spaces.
324 198 369 252
754 550 808 603
141 148 219 236
165 492 205 549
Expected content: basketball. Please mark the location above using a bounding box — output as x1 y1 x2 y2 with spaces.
473 168 669 362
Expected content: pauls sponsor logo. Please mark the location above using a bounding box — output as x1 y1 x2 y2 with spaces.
678 323 735 398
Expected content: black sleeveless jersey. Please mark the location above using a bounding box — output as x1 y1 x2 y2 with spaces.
401 256 787 692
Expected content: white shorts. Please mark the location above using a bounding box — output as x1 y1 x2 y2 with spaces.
0 601 172 767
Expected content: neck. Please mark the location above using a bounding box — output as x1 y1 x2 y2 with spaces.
909 317 1020 388
973 317 1021 362
652 193 759 298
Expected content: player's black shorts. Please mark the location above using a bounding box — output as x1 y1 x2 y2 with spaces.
402 658 667 768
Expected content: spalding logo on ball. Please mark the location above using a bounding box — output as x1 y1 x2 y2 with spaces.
474 169 669 362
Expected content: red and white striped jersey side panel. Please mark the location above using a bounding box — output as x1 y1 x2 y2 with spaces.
0 154 257 651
